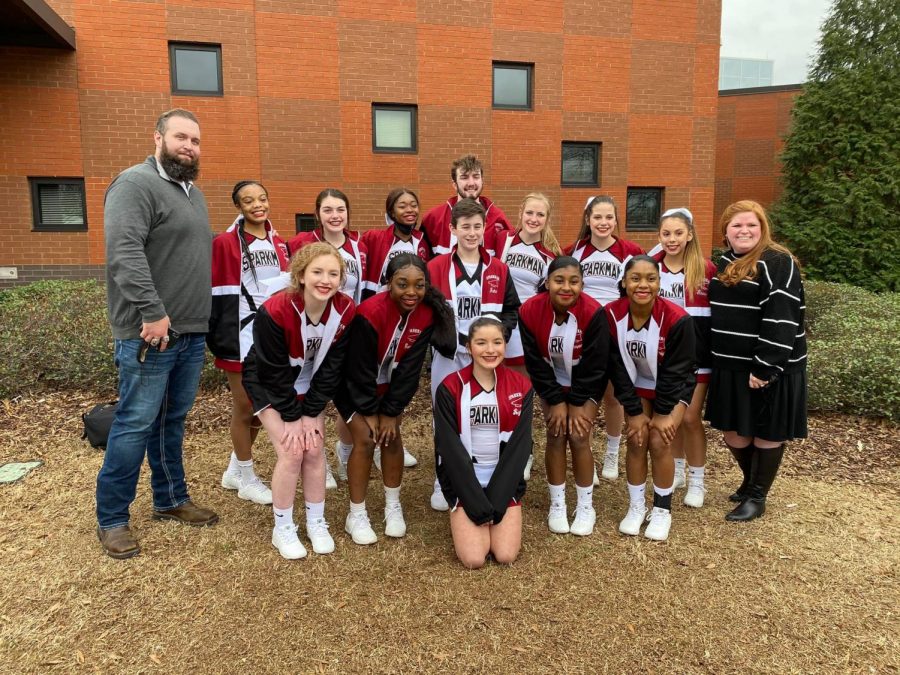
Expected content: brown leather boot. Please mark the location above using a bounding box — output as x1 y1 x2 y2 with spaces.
97 525 141 559
152 500 219 527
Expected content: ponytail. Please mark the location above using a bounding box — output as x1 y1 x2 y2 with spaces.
659 211 705 301
422 286 457 358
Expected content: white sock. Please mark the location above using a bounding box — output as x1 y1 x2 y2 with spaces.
338 442 353 464
575 484 593 509
384 485 401 505
688 465 706 488
227 452 241 473
273 506 293 528
655 483 674 497
627 482 646 507
606 435 621 456
236 457 256 485
548 483 566 508
674 458 686 475
349 500 366 515
305 500 324 523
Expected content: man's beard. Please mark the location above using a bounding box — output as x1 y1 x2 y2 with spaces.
159 146 200 182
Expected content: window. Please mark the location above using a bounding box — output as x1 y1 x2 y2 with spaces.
295 213 316 234
561 142 601 187
169 43 223 96
626 188 664 231
29 178 87 232
493 62 533 110
372 104 417 153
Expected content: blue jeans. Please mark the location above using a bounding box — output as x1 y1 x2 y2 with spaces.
96 334 206 529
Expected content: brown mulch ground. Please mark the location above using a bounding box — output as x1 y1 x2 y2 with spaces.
0 388 897 674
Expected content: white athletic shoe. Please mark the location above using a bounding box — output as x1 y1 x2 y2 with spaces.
374 447 382 472
237 478 273 505
644 507 672 541
592 465 601 486
547 504 570 534
430 485 449 512
272 524 307 560
344 511 378 545
403 447 418 468
570 504 596 536
221 469 241 491
306 518 335 554
523 455 534 481
673 467 687 489
601 453 619 481
325 461 337 490
384 503 407 538
334 442 348 482
618 503 648 536
683 483 706 508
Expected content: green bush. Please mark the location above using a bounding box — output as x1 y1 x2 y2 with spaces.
0 280 223 398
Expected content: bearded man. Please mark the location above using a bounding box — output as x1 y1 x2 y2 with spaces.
96 108 217 559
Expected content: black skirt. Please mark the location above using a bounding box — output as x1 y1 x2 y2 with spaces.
705 368 808 442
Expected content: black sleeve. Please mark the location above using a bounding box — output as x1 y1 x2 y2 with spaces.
498 274 521 340
568 311 610 406
434 384 495 526
519 317 565 405
607 331 644 417
654 315 697 416
302 323 351 418
343 315 380 417
252 307 304 421
379 326 433 417
484 388 534 523
753 253 804 380
206 293 240 361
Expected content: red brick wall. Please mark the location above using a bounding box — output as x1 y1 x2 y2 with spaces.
714 85 802 236
0 0 722 284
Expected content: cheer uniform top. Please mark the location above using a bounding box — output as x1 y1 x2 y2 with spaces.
359 225 431 299
242 290 355 421
605 296 696 417
434 364 534 525
565 236 645 306
518 292 610 407
420 195 512 256
208 217 290 372
287 229 367 304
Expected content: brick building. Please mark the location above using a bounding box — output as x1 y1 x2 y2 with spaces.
1 0 722 287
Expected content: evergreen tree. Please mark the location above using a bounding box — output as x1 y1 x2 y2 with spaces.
772 0 900 292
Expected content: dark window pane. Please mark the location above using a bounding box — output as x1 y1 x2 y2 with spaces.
174 48 220 92
295 213 316 233
562 144 598 185
38 183 85 226
626 188 663 230
494 66 529 107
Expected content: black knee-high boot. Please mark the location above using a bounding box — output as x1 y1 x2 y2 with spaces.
725 444 785 522
726 444 754 502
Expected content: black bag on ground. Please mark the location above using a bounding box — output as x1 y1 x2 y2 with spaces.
82 402 118 449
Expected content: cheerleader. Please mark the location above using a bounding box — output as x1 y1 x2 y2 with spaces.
435 318 535 569
566 196 645 483
288 189 367 489
518 257 611 536
241 243 355 559
335 254 456 544
427 198 521 510
208 181 290 506
607 255 696 541
706 201 807 522
652 208 717 508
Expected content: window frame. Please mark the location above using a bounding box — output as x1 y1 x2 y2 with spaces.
560 141 601 187
492 61 534 111
28 177 88 232
626 187 665 232
371 103 418 154
169 42 224 97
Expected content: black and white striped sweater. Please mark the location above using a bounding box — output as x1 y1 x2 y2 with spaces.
708 249 807 380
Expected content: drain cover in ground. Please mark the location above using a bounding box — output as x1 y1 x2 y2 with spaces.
0 461 42 484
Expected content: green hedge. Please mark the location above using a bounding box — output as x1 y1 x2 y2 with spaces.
1 279 897 421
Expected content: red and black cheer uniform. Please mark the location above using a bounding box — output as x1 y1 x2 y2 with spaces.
420 195 513 256
434 364 534 525
287 229 367 304
605 296 697 417
517 291 610 406
242 290 355 420
565 236 645 306
359 224 431 299
334 290 441 421
207 217 290 372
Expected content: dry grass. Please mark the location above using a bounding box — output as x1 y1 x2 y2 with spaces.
0 388 898 674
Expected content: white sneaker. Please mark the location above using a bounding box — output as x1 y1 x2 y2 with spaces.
547 504 570 534
237 478 273 505
345 511 378 545
523 455 534 481
374 447 382 472
644 507 672 541
673 467 686 489
325 461 337 490
403 447 418 468
570 504 596 536
592 465 601 486
618 503 648 536
306 518 335 554
683 483 705 508
384 503 407 538
221 469 241 491
430 485 449 512
334 442 348 481
272 524 307 560
601 453 619 481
